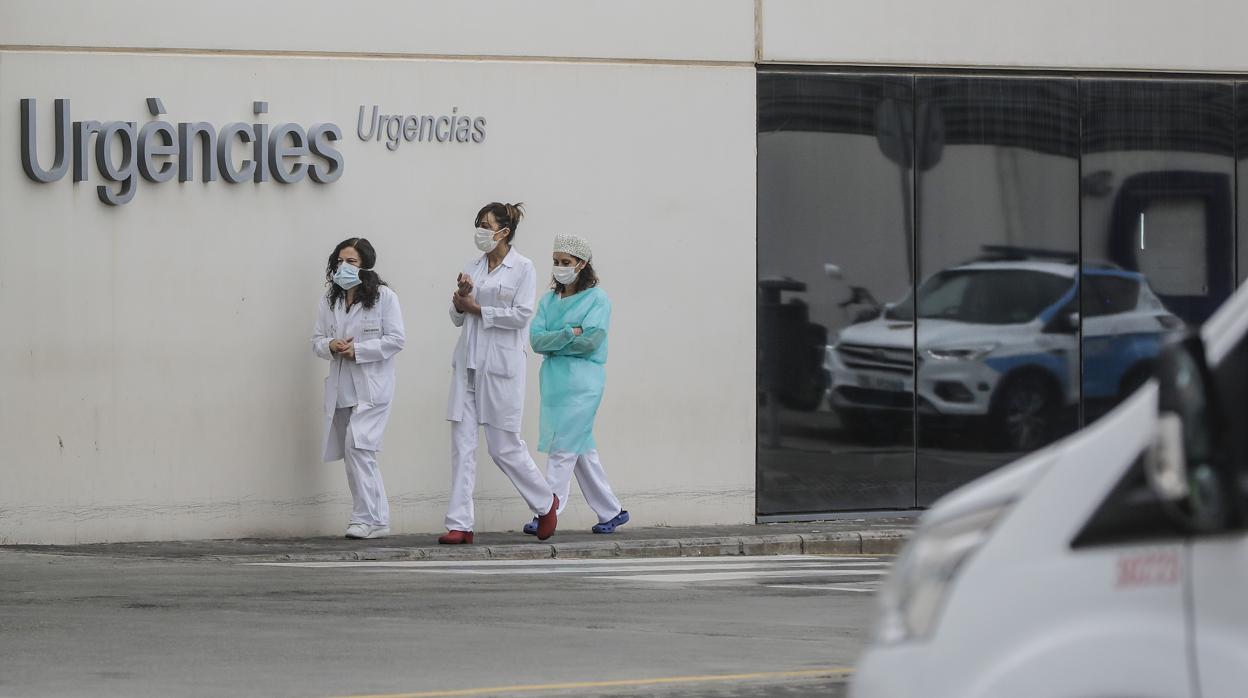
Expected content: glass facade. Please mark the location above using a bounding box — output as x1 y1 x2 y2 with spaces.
758 69 1243 516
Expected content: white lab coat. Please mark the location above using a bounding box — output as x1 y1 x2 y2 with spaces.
447 248 537 433
312 285 405 461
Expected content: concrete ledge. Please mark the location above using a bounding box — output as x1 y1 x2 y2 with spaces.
679 537 743 557
3 524 914 563
241 530 912 563
741 534 804 556
799 532 863 556
860 530 909 555
614 538 684 559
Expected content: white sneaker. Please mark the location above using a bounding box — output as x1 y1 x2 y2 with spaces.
362 524 390 539
346 523 390 539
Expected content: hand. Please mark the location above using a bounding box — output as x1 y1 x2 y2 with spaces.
456 273 474 297
342 342 356 361
572 327 583 336
330 337 354 355
452 293 482 316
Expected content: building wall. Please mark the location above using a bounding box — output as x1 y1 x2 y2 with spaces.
4 0 1245 543
760 0 1248 72
0 2 757 544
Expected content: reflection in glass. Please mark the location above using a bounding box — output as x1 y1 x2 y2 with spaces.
1080 80 1234 422
914 77 1080 505
757 72 1245 517
757 71 916 513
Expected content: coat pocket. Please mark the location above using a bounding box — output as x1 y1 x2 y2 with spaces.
364 365 394 405
498 284 517 306
485 344 520 378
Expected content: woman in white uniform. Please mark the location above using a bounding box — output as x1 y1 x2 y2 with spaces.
442 202 559 544
311 238 405 539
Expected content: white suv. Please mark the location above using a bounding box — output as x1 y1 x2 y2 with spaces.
827 256 1182 451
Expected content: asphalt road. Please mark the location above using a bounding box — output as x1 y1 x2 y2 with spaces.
0 551 887 697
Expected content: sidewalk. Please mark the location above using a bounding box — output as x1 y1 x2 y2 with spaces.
2 516 917 563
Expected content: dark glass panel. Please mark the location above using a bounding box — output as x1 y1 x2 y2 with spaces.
1238 83 1248 286
914 76 1080 506
1080 80 1235 423
757 71 916 513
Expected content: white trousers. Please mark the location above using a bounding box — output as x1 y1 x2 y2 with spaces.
446 391 554 532
546 450 622 523
331 407 390 527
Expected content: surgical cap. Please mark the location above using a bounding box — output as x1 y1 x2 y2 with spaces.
553 234 592 262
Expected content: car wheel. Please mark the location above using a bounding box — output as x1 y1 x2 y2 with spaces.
991 375 1055 452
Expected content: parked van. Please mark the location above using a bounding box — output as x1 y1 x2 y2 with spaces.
850 278 1248 696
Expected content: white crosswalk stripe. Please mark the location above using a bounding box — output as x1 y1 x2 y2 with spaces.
250 555 891 593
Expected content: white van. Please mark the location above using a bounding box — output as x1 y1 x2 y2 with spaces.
850 280 1248 697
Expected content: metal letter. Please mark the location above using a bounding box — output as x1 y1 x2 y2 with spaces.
138 121 178 183
403 116 419 141
178 122 218 182
95 121 137 205
434 116 451 142
216 122 256 184
73 120 102 182
253 101 269 115
308 123 344 184
357 105 378 141
386 116 402 151
268 123 307 184
20 98 70 182
146 97 166 116
252 123 270 183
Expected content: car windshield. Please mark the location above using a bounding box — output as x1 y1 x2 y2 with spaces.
886 269 1072 324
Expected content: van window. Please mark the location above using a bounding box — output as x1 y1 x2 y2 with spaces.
888 270 1071 325
1082 275 1140 317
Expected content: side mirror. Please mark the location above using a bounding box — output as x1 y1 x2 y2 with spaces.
1147 335 1233 532
1043 311 1079 334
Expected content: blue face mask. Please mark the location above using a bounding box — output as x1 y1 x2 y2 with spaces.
333 262 362 290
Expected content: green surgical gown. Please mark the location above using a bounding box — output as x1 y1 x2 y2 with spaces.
530 287 610 454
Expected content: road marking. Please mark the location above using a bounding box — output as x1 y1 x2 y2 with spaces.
248 555 875 569
593 569 888 583
332 667 855 698
327 562 886 576
249 555 891 591
765 583 879 593
253 559 883 576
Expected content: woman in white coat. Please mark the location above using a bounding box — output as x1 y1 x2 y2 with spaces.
311 238 405 539
441 202 559 544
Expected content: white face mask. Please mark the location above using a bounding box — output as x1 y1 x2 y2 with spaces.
475 227 501 253
552 264 580 285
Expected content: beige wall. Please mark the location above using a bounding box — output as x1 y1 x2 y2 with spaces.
0 0 756 63
0 43 756 543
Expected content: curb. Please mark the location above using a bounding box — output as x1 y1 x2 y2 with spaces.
253 529 911 564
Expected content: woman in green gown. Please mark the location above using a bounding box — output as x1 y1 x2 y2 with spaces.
523 234 629 534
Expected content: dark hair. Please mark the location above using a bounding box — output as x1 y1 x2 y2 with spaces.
325 237 388 309
553 260 599 296
475 202 525 244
